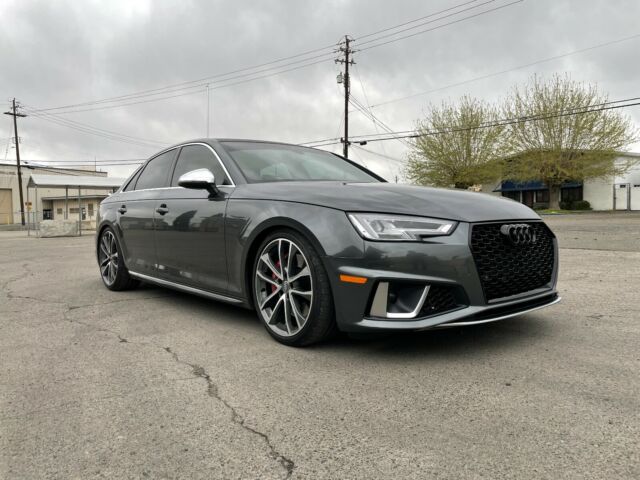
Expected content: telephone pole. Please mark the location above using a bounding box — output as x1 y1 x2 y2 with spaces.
336 35 355 159
4 99 27 225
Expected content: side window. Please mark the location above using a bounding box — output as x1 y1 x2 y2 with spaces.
122 167 142 192
135 150 176 190
171 145 229 187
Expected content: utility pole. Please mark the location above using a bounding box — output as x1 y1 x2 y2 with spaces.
4 99 27 225
336 35 355 159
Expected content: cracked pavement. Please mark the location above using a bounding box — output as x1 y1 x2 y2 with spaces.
1 213 639 479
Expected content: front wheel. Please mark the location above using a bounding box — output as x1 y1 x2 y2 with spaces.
97 227 139 291
253 230 335 346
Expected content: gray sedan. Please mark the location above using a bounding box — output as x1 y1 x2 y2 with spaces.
97 139 559 346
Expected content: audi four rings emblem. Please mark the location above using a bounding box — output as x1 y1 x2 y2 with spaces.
500 224 537 245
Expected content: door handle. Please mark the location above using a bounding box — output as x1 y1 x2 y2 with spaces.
156 204 169 215
117 205 127 214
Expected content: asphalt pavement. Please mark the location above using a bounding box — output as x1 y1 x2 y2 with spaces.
1 212 639 479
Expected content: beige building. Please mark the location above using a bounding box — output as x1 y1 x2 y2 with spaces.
0 162 123 228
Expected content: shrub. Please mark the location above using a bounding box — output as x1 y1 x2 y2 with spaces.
571 200 591 210
559 201 571 210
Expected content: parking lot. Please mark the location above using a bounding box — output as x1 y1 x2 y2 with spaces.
1 212 639 479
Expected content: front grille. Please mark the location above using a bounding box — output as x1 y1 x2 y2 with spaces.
470 222 555 302
418 285 466 317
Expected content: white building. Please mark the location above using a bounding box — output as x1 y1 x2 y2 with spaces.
0 162 121 228
485 152 640 211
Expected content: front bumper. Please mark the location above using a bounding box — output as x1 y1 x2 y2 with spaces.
325 221 559 332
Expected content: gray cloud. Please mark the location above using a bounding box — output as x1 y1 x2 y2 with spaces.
1 0 639 180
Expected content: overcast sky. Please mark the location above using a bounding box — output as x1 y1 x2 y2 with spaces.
1 0 639 180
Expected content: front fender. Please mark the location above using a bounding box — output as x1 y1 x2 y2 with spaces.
225 199 365 301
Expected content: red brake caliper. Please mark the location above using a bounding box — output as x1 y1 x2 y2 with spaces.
271 260 281 293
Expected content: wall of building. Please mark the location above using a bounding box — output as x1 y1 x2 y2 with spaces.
0 165 109 224
49 198 101 227
584 155 640 210
583 178 613 210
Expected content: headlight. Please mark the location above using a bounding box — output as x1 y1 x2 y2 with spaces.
347 213 457 241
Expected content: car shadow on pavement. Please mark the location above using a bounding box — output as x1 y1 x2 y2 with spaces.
137 283 555 358
325 316 555 358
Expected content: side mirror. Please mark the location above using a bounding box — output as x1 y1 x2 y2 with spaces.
178 168 218 196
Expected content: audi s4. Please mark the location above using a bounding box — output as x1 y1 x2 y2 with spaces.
96 139 560 346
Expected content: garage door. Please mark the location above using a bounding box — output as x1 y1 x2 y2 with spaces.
0 188 13 224
631 185 640 211
614 184 629 210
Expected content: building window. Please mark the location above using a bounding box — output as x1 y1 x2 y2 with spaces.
56 208 63 215
88 203 94 217
70 207 79 214
535 190 549 203
502 191 520 201
561 187 583 202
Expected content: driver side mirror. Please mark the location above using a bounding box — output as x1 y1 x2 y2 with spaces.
178 168 218 196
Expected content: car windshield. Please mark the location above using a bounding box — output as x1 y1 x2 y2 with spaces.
219 141 381 183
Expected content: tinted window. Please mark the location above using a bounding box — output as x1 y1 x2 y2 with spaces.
219 142 380 183
135 150 176 190
122 167 142 192
171 145 229 186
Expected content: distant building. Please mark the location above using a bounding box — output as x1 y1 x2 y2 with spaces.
482 152 640 211
0 163 118 227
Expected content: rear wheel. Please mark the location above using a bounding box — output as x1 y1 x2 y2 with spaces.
253 230 335 346
98 228 139 291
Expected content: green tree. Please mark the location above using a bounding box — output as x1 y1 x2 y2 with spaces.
406 96 506 189
503 74 638 209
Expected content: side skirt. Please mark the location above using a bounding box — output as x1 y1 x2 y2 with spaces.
129 271 244 305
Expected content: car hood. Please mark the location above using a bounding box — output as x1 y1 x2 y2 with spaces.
231 182 539 222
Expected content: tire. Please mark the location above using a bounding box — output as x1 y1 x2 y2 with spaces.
252 229 336 347
97 227 140 291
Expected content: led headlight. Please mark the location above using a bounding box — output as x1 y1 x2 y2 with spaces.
348 213 457 241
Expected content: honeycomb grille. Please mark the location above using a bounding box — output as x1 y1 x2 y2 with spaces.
419 285 465 317
470 222 555 301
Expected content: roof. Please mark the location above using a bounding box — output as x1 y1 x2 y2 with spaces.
27 174 125 189
41 194 110 200
494 180 583 192
0 162 109 175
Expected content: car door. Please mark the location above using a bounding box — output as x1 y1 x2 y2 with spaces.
153 143 233 293
117 148 177 275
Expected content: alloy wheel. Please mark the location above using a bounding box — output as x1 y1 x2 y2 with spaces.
98 230 119 286
255 238 314 337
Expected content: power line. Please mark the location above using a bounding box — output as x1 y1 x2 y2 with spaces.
28 1 517 116
356 0 500 47
27 111 167 149
309 97 640 146
30 46 339 114
353 145 406 164
357 0 523 52
33 55 336 115
367 32 640 109
356 0 484 40
24 108 169 146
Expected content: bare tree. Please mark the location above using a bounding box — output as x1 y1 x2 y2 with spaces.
406 96 507 189
503 74 637 209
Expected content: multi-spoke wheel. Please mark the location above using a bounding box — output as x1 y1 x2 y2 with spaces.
98 230 119 286
97 227 139 291
253 231 336 346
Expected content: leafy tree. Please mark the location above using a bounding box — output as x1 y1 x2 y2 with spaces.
502 74 638 209
406 96 507 189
